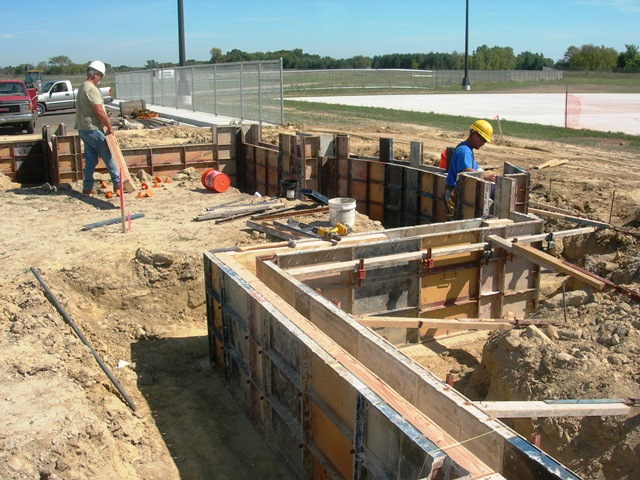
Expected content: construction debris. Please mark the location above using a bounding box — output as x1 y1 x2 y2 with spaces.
193 201 284 222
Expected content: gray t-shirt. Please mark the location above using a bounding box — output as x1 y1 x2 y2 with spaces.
75 81 104 130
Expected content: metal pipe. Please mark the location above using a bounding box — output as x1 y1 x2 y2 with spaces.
177 0 186 67
30 267 138 412
462 0 470 90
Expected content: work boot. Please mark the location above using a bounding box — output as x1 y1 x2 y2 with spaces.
82 189 97 195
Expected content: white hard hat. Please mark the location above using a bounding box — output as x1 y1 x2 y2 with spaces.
88 60 106 75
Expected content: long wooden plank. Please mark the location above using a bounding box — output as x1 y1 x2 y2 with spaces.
475 400 630 418
357 316 543 331
282 227 595 279
487 234 606 290
533 159 568 170
105 133 136 193
284 242 488 278
529 208 610 229
528 201 580 216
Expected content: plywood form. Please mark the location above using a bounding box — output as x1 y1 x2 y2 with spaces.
52 135 83 184
244 142 279 196
0 139 47 184
273 218 544 343
456 173 492 220
248 254 580 479
503 163 530 214
42 125 239 186
494 176 517 219
36 127 517 228
122 143 225 178
47 136 221 183
35 127 526 229
205 251 472 479
279 133 297 180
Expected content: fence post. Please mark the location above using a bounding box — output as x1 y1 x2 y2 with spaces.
280 58 285 125
258 62 263 124
173 70 178 108
161 71 165 107
150 71 155 105
240 63 244 120
213 64 218 116
190 66 195 112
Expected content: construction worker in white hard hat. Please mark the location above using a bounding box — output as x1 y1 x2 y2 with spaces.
75 60 120 195
444 119 497 218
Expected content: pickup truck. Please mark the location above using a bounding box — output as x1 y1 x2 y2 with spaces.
0 80 38 134
36 80 113 116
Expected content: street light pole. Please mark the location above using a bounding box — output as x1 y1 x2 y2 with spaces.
177 0 191 107
178 0 186 67
462 0 471 90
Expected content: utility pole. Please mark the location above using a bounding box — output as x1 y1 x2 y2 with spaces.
178 0 186 67
462 0 471 91
177 0 191 107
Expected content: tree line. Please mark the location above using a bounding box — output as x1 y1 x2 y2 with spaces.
2 44 639 76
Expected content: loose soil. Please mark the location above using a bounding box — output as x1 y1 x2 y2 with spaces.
1 116 639 480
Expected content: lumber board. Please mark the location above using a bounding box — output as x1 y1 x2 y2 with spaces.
105 134 136 193
230 231 389 274
533 159 568 170
529 208 611 229
357 316 535 331
528 201 581 216
475 400 630 418
487 234 606 290
503 227 595 243
284 242 488 278
193 203 284 222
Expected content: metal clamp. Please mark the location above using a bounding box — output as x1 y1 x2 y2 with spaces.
421 248 434 275
545 232 555 254
481 243 493 265
355 258 366 287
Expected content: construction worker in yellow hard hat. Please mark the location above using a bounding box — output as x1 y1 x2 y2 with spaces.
444 119 497 218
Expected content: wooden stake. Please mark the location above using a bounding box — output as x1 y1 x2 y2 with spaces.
562 281 568 323
608 190 616 224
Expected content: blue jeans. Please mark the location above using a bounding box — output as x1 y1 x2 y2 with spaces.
79 129 120 191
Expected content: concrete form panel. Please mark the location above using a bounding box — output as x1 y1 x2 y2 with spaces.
206 251 468 479
243 255 578 479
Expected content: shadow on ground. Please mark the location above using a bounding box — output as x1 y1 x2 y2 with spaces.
131 335 295 480
9 185 119 211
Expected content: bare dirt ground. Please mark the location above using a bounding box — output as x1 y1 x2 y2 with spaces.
1 116 639 479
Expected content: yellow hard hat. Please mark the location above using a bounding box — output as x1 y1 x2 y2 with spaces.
470 119 493 143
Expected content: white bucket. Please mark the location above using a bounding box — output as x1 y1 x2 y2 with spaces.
328 197 356 227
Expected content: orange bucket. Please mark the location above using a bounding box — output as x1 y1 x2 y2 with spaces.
201 168 230 193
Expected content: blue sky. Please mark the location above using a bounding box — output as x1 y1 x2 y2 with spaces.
1 0 639 68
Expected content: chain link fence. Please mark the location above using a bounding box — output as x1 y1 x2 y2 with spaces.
283 68 562 91
116 60 284 125
116 64 562 125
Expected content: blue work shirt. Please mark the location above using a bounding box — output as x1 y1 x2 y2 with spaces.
446 141 478 188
